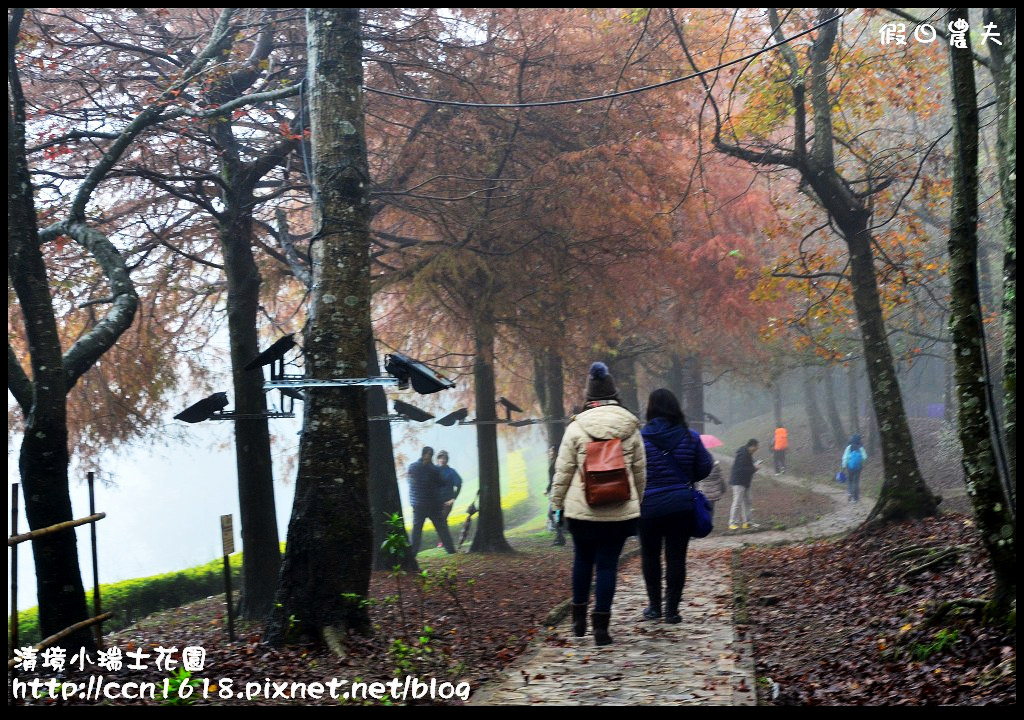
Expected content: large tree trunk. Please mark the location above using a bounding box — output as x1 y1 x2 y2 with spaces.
702 7 937 522
469 312 514 553
266 7 373 647
367 335 415 571
947 12 1015 617
801 366 826 453
987 8 1016 500
220 208 281 620
847 364 860 434
801 8 937 522
771 377 783 428
9 34 87 648
843 218 937 522
680 354 705 434
822 365 846 447
607 352 639 414
533 345 566 452
665 352 684 402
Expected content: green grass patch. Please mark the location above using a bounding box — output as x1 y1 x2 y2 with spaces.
12 554 244 647
13 450 553 643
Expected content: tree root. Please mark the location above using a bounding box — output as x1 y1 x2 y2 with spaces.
900 545 972 578
920 598 988 630
890 544 944 561
322 625 349 658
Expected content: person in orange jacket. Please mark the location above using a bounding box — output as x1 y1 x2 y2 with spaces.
772 426 788 475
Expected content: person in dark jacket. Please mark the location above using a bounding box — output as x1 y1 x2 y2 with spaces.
407 446 456 554
638 388 714 624
436 450 463 521
729 439 761 530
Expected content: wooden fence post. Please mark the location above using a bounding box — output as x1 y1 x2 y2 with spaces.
88 471 103 649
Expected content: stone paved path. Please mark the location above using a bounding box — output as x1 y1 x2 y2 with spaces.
468 473 872 706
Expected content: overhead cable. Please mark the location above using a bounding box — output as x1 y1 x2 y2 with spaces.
363 12 844 109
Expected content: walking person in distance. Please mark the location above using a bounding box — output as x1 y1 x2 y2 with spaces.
407 446 456 555
729 439 761 531
841 434 867 503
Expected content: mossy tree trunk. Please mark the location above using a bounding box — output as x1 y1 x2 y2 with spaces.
986 8 1016 503
947 9 1015 618
266 7 374 647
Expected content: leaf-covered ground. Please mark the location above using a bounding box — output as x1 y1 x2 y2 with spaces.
12 494 1013 706
735 513 1015 705
12 534 574 706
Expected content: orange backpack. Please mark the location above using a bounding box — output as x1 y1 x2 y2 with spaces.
773 427 788 451
581 435 632 507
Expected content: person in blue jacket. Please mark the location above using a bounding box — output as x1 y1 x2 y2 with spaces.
436 450 463 520
841 434 867 503
639 388 714 624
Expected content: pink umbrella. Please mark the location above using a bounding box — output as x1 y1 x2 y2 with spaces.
700 434 724 449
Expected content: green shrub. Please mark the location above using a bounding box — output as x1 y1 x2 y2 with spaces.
11 555 243 647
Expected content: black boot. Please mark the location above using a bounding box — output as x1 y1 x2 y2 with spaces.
591 611 612 646
664 589 682 624
643 589 662 620
571 603 587 637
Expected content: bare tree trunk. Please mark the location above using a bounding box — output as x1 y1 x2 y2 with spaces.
469 311 514 553
947 11 1015 617
10 85 93 647
683 7 937 522
267 7 373 647
608 353 639 414
220 206 281 620
534 345 566 452
681 354 705 434
367 336 415 571
847 363 860 434
987 7 1016 499
772 377 784 428
801 366 826 453
822 365 846 447
666 353 685 403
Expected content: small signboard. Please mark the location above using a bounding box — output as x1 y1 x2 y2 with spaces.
220 514 234 555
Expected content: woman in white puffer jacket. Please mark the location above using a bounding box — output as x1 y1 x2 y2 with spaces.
550 362 646 646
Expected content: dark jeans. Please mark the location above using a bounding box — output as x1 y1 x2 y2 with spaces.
847 468 862 502
773 449 786 473
567 518 636 613
639 510 695 614
410 503 455 554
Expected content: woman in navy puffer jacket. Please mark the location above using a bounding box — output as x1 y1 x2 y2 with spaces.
639 389 714 623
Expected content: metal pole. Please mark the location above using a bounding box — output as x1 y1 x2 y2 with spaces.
223 555 235 642
10 483 19 708
88 472 103 649
10 483 19 654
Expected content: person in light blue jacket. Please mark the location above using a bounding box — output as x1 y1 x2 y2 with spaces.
841 435 867 503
